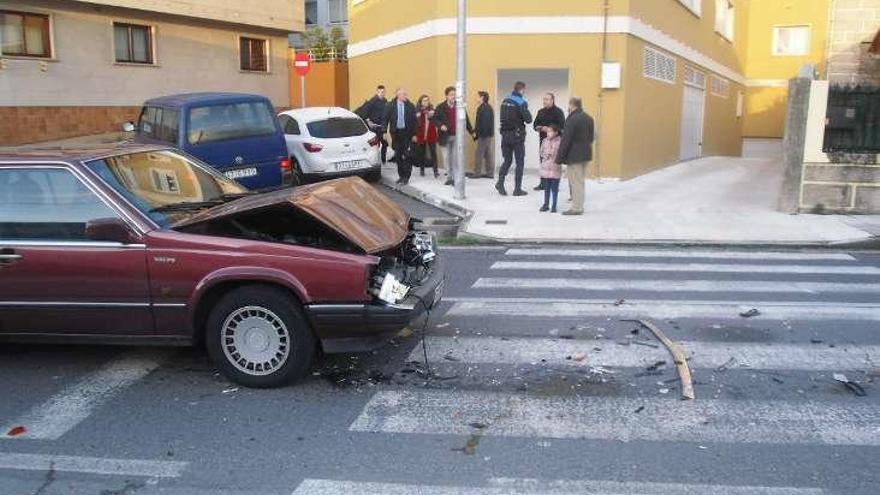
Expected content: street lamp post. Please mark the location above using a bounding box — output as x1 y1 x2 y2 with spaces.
453 0 467 199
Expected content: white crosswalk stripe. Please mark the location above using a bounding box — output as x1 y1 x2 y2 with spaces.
444 297 880 321
1 350 166 440
491 260 880 275
473 277 880 294
291 478 826 495
412 336 880 370
350 389 880 446
0 452 187 478
505 248 856 261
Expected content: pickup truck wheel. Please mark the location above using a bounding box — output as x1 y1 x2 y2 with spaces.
206 286 315 388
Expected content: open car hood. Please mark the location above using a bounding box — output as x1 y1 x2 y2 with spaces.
173 177 410 254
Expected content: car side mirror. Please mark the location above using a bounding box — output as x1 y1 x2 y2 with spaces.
122 121 136 132
85 218 139 244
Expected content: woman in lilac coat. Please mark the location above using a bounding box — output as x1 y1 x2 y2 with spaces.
539 124 563 212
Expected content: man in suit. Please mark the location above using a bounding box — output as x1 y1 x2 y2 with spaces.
555 97 595 215
384 88 418 185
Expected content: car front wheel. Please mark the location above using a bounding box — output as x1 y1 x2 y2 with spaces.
205 286 315 388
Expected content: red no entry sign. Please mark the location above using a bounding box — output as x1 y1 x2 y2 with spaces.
293 52 311 76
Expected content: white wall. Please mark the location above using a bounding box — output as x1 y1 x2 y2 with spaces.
0 2 290 107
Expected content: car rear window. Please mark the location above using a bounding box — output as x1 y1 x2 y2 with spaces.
187 101 277 145
306 117 368 139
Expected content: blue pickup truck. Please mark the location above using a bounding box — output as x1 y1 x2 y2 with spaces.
128 93 291 189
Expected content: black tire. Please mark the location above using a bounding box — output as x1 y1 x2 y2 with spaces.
364 169 382 183
291 159 305 186
205 286 315 388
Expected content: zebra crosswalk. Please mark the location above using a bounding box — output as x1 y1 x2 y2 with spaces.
306 246 880 494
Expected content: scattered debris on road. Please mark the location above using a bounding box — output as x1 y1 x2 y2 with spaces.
833 373 867 397
626 319 695 400
739 308 761 318
5 425 26 437
715 357 737 372
613 299 626 306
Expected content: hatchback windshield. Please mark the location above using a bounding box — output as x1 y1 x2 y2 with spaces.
187 101 277 145
306 117 368 139
85 150 248 227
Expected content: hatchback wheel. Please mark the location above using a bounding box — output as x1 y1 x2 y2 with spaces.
206 286 315 388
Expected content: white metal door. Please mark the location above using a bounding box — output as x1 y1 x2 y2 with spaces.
679 85 705 161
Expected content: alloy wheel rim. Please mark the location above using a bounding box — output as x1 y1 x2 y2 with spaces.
221 306 290 376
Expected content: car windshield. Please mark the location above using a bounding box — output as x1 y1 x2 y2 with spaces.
306 117 368 139
85 150 249 227
187 101 277 145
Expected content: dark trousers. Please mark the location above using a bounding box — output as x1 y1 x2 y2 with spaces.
542 178 561 210
377 133 389 163
537 138 545 188
417 142 438 175
391 132 413 181
499 141 526 191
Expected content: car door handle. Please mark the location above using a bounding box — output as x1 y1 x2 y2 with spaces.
0 248 22 264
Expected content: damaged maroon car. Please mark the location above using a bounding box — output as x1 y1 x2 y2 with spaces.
0 144 443 387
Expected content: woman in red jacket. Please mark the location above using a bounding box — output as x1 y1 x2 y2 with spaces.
414 94 439 178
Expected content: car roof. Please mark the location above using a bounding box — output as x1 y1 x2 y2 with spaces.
0 142 173 163
144 92 271 108
279 106 360 122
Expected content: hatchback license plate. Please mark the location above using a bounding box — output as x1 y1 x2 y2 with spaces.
335 160 364 171
224 167 257 180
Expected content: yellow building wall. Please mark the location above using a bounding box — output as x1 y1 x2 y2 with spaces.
740 0 829 138
703 83 744 157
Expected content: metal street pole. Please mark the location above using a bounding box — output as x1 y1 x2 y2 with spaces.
453 0 467 199
300 75 306 108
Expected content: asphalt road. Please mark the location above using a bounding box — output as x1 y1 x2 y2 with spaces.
1 245 879 495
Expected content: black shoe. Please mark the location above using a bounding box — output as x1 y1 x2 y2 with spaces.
533 184 545 191
539 205 549 212
466 173 478 179
482 174 495 179
512 189 528 196
420 169 425 176
444 179 454 186
551 207 557 213
434 170 440 178
495 182 507 196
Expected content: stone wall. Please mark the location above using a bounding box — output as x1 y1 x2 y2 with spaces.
798 80 879 213
827 0 880 86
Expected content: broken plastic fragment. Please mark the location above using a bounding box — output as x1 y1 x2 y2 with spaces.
6 426 26 437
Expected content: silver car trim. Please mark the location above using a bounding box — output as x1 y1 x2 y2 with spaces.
0 240 146 249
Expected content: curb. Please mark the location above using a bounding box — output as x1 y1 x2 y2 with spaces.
380 174 880 251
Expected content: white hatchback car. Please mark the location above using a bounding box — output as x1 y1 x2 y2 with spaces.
277 107 382 184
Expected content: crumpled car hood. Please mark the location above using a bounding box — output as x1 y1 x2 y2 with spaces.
173 177 410 254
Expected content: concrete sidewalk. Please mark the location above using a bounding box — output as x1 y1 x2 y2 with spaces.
384 156 880 245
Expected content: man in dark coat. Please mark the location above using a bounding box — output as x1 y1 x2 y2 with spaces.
433 86 474 186
471 91 494 179
555 97 595 215
383 88 418 184
496 81 533 196
532 93 566 190
355 85 389 163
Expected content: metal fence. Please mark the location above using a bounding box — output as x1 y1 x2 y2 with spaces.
298 47 348 63
823 85 880 153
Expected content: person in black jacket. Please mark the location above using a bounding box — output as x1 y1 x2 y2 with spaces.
531 93 566 191
354 85 389 163
471 91 494 179
383 88 418 184
433 86 474 186
496 81 533 196
555 97 595 215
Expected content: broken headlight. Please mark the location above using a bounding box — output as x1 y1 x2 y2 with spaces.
376 273 410 304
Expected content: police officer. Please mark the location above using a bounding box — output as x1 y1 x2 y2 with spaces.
496 81 533 196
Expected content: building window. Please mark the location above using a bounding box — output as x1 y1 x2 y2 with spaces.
710 76 730 98
773 25 811 56
329 0 348 24
239 37 268 72
714 0 735 41
113 23 154 64
0 10 51 58
643 46 676 84
677 0 702 17
683 66 706 89
305 0 318 26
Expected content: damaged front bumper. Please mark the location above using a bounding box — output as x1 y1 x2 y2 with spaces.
304 253 445 353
